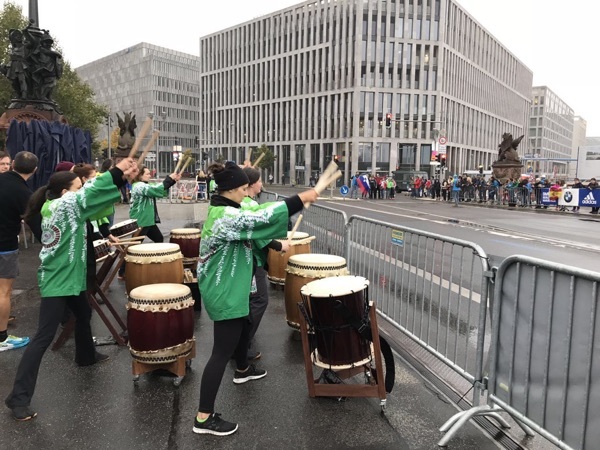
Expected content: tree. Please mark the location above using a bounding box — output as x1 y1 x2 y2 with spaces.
1 2 108 158
99 127 120 155
250 144 275 169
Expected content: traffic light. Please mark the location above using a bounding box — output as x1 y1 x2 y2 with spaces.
440 154 446 167
202 151 209 161
478 165 483 174
334 155 339 163
385 113 392 128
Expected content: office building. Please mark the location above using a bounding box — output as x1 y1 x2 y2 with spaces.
570 116 587 179
199 0 533 185
76 43 201 175
526 86 574 178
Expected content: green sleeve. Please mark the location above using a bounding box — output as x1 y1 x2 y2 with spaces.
75 174 121 221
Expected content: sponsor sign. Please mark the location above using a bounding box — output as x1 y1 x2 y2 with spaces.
391 229 404 247
542 188 600 206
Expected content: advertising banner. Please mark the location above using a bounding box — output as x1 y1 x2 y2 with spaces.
542 188 600 207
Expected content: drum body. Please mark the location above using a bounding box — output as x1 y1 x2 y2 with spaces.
127 283 195 364
93 239 110 262
267 231 312 285
109 219 138 238
284 254 348 329
169 228 201 261
124 243 184 294
300 276 371 368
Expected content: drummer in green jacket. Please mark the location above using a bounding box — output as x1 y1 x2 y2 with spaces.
4 158 138 421
128 165 181 243
194 161 318 437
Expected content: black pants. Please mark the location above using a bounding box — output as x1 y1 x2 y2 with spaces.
198 317 251 414
5 292 96 408
248 267 268 344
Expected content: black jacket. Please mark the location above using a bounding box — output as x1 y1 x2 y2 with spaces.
0 171 36 252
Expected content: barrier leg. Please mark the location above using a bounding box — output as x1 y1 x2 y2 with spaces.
438 405 494 447
506 413 536 437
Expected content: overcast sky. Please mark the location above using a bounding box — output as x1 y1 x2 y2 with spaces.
7 0 599 135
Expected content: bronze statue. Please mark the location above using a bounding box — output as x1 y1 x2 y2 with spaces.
497 133 524 164
116 112 137 150
0 21 63 108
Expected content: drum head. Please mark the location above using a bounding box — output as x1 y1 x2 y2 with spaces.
93 239 109 247
300 275 369 298
127 243 181 255
287 253 346 267
129 283 191 300
170 228 201 235
110 219 136 229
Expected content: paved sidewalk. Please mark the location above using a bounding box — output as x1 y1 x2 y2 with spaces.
1 202 507 449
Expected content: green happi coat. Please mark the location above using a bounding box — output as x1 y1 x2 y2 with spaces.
38 173 122 297
240 196 285 267
198 198 290 321
129 181 169 227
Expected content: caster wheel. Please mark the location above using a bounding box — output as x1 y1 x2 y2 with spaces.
133 375 140 383
185 359 192 369
173 377 183 387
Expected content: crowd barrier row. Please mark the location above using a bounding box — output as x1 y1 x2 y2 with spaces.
259 190 600 449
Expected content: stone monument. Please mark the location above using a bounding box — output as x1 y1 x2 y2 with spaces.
114 112 137 159
491 132 524 184
0 5 67 131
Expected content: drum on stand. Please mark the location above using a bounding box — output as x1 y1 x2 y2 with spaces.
300 276 372 369
267 231 312 285
284 254 348 329
93 239 111 263
124 243 184 294
127 283 195 364
109 219 138 238
169 228 201 264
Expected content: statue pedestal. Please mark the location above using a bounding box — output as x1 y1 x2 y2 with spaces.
0 103 68 132
492 162 523 185
492 162 523 207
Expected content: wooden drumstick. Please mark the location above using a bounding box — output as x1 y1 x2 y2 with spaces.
128 117 153 158
178 155 193 174
286 213 303 247
252 152 265 168
137 130 160 167
174 154 187 173
303 168 342 208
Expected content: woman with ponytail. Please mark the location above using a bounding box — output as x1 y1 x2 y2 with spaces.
5 158 138 421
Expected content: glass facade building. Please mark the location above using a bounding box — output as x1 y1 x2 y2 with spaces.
76 43 201 175
199 0 532 185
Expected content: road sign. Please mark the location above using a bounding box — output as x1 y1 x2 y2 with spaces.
438 136 447 145
340 185 349 196
438 144 447 154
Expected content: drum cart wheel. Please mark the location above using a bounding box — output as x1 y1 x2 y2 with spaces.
173 376 184 387
185 359 192 369
380 399 387 414
133 375 140 383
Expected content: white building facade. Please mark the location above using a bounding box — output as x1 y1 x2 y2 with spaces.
199 0 532 185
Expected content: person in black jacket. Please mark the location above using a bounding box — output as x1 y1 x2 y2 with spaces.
0 151 39 352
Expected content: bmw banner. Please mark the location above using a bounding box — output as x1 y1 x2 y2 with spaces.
557 188 600 207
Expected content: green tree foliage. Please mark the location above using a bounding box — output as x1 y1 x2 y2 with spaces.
1 2 107 157
251 144 275 169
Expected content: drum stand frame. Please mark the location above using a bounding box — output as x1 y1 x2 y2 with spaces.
131 340 196 387
297 302 387 405
52 242 136 351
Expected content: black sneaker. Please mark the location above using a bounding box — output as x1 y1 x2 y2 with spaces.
11 406 37 421
233 364 267 384
192 413 238 436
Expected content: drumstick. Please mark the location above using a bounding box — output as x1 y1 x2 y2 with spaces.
174 154 187 173
117 236 145 243
137 130 160 166
303 168 342 208
128 117 153 158
251 152 265 167
286 214 303 247
178 155 193 174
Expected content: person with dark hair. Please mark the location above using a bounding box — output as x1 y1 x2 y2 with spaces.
128 165 181 243
0 151 10 173
241 166 289 360
0 151 38 351
4 158 138 421
54 161 74 172
193 161 318 436
99 159 112 174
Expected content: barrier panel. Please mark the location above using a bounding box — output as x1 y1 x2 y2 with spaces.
345 216 491 397
441 255 600 448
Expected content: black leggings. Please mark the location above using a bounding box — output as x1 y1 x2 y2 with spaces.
140 225 164 243
198 317 251 414
5 292 96 408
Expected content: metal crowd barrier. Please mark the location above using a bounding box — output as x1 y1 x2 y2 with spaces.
345 216 491 406
440 255 600 449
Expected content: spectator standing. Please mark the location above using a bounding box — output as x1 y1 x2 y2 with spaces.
0 152 38 353
571 178 583 212
451 175 461 207
0 151 11 173
588 178 599 214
